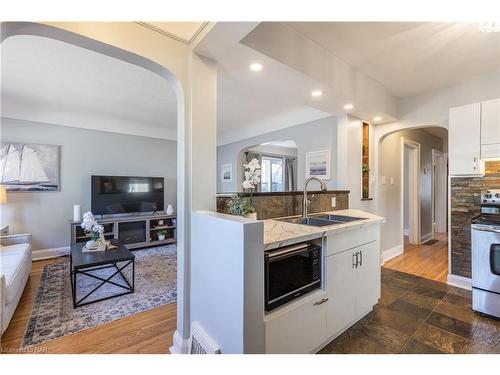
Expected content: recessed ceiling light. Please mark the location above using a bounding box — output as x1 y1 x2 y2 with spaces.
311 90 323 97
373 116 382 122
249 63 263 72
344 103 354 110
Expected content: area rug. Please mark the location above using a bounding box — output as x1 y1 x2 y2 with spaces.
21 245 176 348
423 239 439 246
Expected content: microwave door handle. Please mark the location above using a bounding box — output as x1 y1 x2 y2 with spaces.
266 243 311 260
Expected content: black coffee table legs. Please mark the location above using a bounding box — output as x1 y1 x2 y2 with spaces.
70 260 135 308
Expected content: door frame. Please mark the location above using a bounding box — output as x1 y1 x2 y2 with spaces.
400 138 421 246
432 149 448 234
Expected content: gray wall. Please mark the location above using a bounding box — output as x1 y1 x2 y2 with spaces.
217 116 337 192
379 128 444 253
0 117 177 251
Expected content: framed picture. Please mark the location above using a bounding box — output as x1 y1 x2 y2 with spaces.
1 142 60 191
306 149 331 180
221 163 233 183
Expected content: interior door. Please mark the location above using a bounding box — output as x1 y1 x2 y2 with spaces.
326 250 356 337
355 241 381 317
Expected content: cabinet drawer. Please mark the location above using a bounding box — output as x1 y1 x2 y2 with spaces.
265 291 327 353
325 224 379 256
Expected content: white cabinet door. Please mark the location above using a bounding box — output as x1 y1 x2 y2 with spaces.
265 292 328 353
481 98 500 159
449 103 484 176
355 241 381 317
326 250 356 337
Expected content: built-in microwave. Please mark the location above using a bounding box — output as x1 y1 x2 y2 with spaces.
264 242 322 312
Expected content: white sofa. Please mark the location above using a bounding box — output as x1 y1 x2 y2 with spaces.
0 233 32 335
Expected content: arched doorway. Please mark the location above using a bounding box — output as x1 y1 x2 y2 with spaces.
375 124 449 283
1 22 194 353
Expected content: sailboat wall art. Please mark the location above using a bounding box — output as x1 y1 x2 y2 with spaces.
1 142 60 191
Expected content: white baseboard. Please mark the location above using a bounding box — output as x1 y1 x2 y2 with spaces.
32 246 70 261
169 330 190 354
420 232 434 243
447 274 472 290
381 245 403 265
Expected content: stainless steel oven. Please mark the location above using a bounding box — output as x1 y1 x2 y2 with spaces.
471 189 500 318
264 242 321 312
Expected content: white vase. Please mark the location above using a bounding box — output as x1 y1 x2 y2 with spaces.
166 204 174 215
86 240 96 249
245 212 257 220
158 234 166 241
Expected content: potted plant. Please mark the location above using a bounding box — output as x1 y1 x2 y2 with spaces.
241 158 261 219
227 196 256 218
81 211 104 249
157 229 167 241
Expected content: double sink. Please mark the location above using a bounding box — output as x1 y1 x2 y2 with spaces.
279 214 367 227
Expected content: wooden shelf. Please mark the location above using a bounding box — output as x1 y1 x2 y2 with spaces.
71 212 176 250
150 225 176 230
149 238 176 246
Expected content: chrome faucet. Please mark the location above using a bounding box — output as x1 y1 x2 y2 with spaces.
302 177 328 218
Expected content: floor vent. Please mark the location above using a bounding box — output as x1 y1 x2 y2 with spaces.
189 321 221 354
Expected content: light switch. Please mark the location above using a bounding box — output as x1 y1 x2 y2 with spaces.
381 176 387 185
390 177 394 185
331 197 336 207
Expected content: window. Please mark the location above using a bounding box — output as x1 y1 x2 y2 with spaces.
261 156 284 192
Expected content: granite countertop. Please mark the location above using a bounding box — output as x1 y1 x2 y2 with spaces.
263 209 385 250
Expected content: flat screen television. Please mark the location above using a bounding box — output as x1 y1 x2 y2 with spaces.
91 175 164 215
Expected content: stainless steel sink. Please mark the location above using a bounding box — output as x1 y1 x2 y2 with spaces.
310 214 367 223
279 217 336 227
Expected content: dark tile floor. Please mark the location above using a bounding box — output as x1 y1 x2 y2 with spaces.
319 268 500 354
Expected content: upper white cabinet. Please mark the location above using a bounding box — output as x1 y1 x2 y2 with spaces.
449 103 485 176
481 98 500 159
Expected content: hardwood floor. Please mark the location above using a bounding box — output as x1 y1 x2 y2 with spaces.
383 233 448 283
0 257 176 354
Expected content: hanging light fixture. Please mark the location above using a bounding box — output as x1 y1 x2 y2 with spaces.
478 22 500 32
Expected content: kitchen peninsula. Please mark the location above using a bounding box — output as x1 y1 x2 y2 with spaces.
190 208 384 353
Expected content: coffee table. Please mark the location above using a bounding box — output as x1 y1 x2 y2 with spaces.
70 239 135 308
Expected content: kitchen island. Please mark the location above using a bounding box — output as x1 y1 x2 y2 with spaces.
190 209 384 353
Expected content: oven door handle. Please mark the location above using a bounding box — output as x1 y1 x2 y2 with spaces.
473 227 500 234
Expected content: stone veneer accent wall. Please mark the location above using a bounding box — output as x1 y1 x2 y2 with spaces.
450 174 500 278
216 191 349 220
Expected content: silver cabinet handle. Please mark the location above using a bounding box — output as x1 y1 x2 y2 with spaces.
352 252 358 268
314 298 328 306
473 156 477 171
359 250 363 267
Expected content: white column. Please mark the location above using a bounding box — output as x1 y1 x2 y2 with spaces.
171 51 218 354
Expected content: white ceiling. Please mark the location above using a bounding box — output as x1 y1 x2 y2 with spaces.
1 35 178 139
1 30 332 145
135 22 208 44
218 74 330 145
285 22 500 98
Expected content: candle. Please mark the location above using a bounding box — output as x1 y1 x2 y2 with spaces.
73 205 81 221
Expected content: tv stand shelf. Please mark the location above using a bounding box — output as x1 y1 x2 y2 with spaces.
70 212 176 250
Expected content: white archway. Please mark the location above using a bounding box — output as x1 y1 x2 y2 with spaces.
1 22 218 353
373 121 449 263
